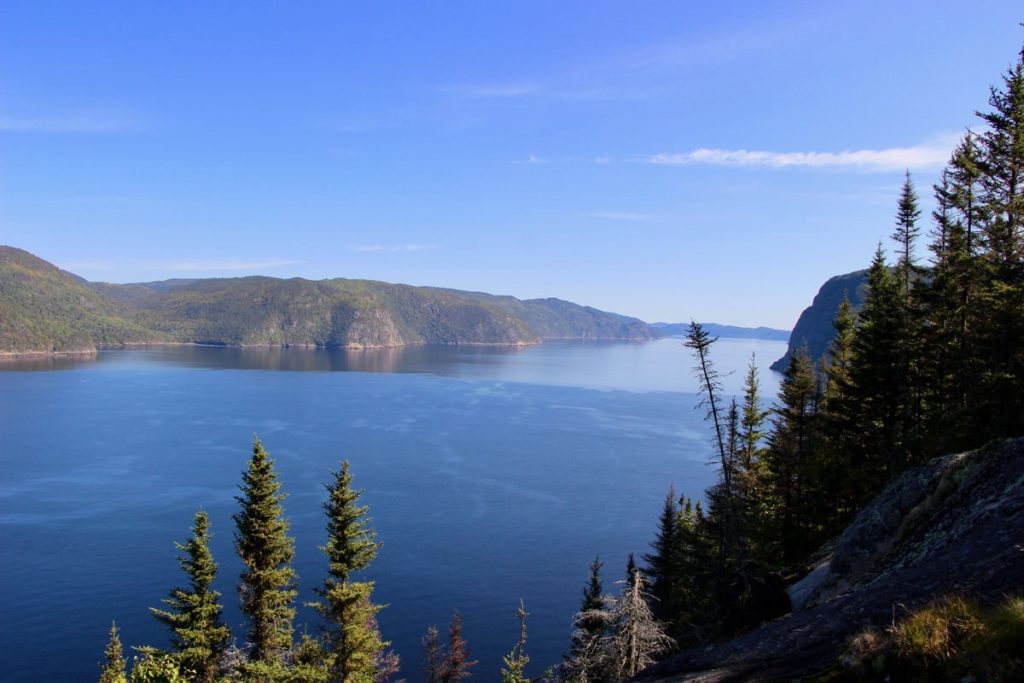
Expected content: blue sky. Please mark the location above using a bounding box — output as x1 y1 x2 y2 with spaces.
1 1 1021 328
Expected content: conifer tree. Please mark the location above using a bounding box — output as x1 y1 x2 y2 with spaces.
610 556 673 681
500 601 530 683
99 622 128 683
150 510 230 683
309 460 390 683
440 611 476 683
845 247 903 488
642 486 679 618
893 170 923 298
764 347 819 563
918 136 985 453
234 437 297 667
975 52 1024 438
738 356 768 471
683 321 738 565
423 626 443 683
818 296 859 529
892 172 927 463
566 558 613 683
576 557 607 641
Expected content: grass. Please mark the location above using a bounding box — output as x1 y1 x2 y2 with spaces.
832 594 1024 681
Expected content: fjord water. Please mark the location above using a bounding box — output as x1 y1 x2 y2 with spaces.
0 338 784 682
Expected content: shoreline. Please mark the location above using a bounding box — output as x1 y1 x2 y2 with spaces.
0 336 667 360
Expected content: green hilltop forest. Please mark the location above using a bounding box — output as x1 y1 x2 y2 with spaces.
95 43 1024 683
0 246 656 354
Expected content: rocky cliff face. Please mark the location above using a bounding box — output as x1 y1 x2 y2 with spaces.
639 438 1024 681
771 269 868 372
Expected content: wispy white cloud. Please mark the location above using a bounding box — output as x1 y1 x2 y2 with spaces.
642 136 956 173
350 243 436 253
164 258 300 272
588 211 659 223
0 113 142 133
592 155 612 165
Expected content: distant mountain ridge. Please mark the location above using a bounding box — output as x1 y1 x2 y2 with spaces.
651 322 790 341
0 246 658 354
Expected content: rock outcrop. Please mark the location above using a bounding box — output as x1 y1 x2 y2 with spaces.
638 438 1024 681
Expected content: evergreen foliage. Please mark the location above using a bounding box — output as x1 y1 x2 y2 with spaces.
99 622 128 683
642 486 679 619
308 460 391 683
234 437 297 667
149 510 230 683
423 625 443 683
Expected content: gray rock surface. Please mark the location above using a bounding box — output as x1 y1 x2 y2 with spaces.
638 438 1024 682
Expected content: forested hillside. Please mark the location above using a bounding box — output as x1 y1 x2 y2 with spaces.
0 246 156 353
0 247 659 353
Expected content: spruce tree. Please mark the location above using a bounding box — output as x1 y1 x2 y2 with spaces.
975 52 1024 438
440 611 476 683
99 622 127 683
893 170 923 298
845 247 903 488
309 460 390 683
577 557 607 640
738 356 768 472
566 558 613 683
818 296 858 529
234 437 297 667
642 486 679 619
423 625 443 683
764 346 819 563
892 172 927 464
150 510 230 683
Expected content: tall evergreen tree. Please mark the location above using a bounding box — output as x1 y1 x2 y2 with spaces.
818 296 859 530
683 321 738 565
99 622 127 683
918 132 988 453
845 247 903 487
642 486 679 619
150 510 230 683
234 437 297 667
309 460 390 683
891 172 926 464
975 52 1024 438
764 347 820 563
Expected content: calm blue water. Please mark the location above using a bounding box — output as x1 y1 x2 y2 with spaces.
0 338 784 682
